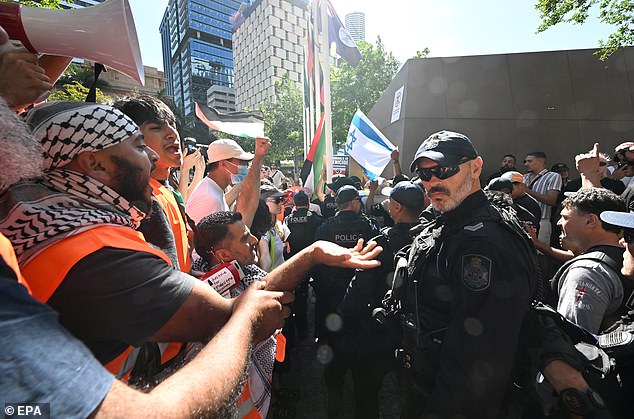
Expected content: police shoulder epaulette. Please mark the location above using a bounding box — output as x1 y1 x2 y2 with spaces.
463 222 484 232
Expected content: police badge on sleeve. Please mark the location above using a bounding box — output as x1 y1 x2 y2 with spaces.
461 254 491 291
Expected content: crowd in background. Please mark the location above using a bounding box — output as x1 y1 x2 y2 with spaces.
2 20 634 419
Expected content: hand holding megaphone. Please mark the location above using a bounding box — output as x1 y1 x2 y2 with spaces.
0 25 53 110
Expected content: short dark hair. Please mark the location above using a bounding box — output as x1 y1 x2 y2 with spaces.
563 188 625 234
194 211 243 257
526 151 547 160
207 161 220 172
113 95 176 127
503 154 516 161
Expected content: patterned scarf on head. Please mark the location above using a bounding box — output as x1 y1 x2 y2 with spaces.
0 101 145 265
24 101 139 170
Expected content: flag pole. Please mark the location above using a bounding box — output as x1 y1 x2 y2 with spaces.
312 0 320 124
320 0 333 184
302 45 310 158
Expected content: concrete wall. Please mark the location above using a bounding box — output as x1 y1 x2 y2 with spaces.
368 47 634 180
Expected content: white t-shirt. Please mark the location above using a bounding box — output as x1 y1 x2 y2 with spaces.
186 177 229 224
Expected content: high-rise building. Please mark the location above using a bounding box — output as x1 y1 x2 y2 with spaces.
232 0 308 111
160 0 240 124
60 0 105 9
344 11 365 42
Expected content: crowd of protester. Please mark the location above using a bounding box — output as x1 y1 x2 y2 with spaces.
1 22 634 419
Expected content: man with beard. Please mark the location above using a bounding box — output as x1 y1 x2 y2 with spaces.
0 96 294 417
0 101 382 382
485 153 516 184
398 131 537 418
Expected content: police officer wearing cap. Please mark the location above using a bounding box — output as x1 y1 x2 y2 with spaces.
284 190 324 338
312 184 379 418
397 130 538 418
320 175 356 219
338 181 425 419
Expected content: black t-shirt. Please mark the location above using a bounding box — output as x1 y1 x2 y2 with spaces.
48 247 195 364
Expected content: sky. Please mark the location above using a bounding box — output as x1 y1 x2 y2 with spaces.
129 0 614 72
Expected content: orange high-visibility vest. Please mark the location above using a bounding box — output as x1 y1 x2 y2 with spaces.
150 178 192 273
0 233 30 293
22 225 179 376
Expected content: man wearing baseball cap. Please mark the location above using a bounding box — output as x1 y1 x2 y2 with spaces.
397 130 538 418
186 137 270 226
501 170 542 233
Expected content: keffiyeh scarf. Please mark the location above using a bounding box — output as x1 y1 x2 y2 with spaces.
192 257 276 417
0 169 147 265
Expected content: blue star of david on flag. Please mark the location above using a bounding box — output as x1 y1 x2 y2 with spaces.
344 109 396 180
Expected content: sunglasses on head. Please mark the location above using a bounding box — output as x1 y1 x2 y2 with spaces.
416 158 472 182
624 229 634 244
266 197 284 204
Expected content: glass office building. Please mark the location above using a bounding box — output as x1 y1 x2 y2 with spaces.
160 0 240 123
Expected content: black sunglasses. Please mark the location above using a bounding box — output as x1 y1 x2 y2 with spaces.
416 158 472 182
266 197 284 204
624 229 634 244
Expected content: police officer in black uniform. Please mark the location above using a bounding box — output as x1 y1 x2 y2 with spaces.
313 185 379 418
320 175 356 219
284 190 324 338
397 131 537 419
339 181 425 419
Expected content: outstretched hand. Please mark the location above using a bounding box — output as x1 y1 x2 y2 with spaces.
310 239 382 269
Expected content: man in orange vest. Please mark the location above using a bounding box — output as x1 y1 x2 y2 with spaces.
114 95 195 273
0 100 384 382
0 92 292 417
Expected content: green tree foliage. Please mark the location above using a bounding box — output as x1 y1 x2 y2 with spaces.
259 72 304 163
13 0 62 7
55 64 110 91
414 48 430 58
535 0 634 60
49 81 110 103
330 37 400 149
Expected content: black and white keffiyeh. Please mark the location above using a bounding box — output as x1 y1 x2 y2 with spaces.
24 101 139 170
0 169 147 265
191 257 276 416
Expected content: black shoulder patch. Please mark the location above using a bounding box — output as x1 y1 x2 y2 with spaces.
461 254 491 291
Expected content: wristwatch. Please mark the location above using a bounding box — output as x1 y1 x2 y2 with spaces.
559 387 606 416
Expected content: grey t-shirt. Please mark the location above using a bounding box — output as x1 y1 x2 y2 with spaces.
556 258 624 333
48 247 195 364
1 270 113 419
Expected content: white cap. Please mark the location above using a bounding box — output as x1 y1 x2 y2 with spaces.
206 138 254 163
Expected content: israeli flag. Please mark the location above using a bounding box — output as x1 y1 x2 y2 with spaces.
345 109 396 180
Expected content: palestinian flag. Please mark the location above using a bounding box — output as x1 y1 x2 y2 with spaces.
195 102 264 139
300 113 326 198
